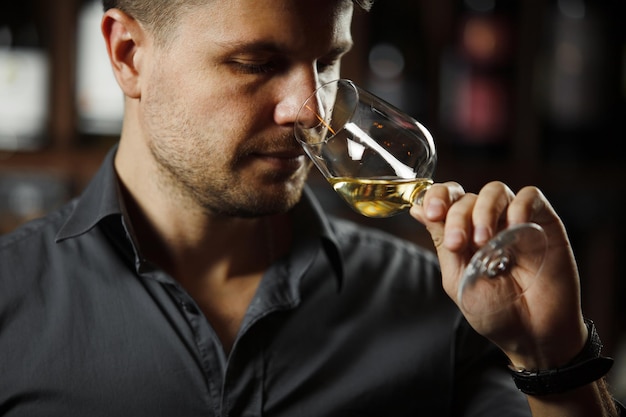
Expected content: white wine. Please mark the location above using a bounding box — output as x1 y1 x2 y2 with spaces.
328 177 433 218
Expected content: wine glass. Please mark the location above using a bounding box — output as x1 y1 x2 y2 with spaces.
294 79 547 315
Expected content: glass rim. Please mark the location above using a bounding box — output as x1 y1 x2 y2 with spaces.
294 78 359 146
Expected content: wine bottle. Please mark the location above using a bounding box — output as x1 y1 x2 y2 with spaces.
439 0 518 156
0 0 49 150
75 0 124 136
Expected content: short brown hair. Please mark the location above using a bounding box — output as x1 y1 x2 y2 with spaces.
102 0 204 45
102 0 373 44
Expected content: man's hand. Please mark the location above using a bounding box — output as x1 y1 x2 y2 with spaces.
410 181 587 370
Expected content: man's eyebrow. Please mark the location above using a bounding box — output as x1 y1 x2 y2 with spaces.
215 40 286 53
215 39 354 56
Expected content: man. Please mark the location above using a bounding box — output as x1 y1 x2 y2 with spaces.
0 0 621 416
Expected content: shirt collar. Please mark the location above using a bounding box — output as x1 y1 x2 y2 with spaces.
56 146 122 242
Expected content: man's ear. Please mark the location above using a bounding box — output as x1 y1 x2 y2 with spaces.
101 9 146 99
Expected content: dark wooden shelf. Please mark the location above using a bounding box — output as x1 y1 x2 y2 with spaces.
0 147 108 192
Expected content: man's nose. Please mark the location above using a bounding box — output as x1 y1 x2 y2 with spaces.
274 68 320 127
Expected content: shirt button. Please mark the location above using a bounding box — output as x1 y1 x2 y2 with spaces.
180 301 199 315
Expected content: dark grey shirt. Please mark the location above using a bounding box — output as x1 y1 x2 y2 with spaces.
0 148 531 416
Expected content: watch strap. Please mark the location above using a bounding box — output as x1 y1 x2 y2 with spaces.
508 319 614 396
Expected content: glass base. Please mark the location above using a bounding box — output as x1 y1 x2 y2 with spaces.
457 223 547 315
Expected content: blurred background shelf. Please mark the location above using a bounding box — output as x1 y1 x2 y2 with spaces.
0 147 107 186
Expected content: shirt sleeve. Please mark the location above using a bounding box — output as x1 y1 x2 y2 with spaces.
451 317 532 417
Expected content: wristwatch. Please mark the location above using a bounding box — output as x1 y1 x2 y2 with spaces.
508 319 614 396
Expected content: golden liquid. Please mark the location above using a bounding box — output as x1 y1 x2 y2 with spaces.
328 177 433 218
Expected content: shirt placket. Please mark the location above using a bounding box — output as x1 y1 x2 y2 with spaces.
164 281 228 415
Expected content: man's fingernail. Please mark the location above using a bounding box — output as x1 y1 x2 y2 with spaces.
444 229 466 248
474 226 490 244
426 199 445 219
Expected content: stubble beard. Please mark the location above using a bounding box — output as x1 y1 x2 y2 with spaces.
201 160 312 218
148 136 312 219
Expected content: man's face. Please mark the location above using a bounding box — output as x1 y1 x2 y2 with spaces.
137 0 354 217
